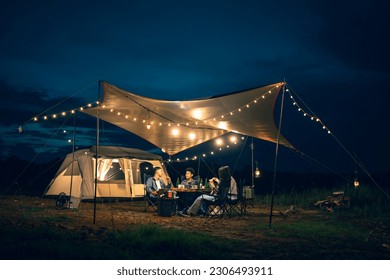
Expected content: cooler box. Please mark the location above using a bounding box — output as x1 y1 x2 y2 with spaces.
157 198 177 217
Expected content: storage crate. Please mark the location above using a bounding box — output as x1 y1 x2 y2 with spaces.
157 198 177 217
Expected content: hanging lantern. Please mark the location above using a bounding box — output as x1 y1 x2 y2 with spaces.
354 179 359 188
255 161 261 178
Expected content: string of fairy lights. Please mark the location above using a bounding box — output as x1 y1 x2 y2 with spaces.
29 101 100 122
286 87 332 135
24 83 333 158
28 84 282 130
165 134 247 163
25 85 282 147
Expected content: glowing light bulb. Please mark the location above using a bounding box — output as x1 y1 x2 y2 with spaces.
230 136 237 143
172 128 179 136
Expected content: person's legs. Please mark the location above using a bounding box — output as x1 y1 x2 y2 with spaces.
187 196 203 215
199 195 216 215
187 194 215 216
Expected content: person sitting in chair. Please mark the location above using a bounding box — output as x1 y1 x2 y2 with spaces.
181 167 199 187
145 167 171 198
179 166 237 217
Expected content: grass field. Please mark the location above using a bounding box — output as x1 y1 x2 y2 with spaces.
1 185 389 260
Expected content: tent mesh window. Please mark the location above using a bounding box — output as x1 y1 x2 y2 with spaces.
102 162 125 181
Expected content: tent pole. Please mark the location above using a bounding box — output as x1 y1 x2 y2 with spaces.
268 81 286 228
197 156 201 178
93 80 101 224
251 138 254 187
68 111 76 207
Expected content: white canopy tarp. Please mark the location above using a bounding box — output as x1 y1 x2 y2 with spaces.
83 81 293 155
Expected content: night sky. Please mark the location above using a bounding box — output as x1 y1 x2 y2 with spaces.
1 0 389 175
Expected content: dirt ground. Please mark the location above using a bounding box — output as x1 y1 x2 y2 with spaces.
0 195 282 241
1 195 390 259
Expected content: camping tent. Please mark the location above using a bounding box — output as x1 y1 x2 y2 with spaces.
83 81 293 155
44 146 168 202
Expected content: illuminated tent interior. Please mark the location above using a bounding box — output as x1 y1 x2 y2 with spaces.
44 146 170 203
82 81 294 156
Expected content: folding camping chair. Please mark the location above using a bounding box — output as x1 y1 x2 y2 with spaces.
143 174 158 213
203 166 231 218
224 180 245 217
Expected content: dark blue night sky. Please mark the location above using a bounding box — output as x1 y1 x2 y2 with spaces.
1 0 389 174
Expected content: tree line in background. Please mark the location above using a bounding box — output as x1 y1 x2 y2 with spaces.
0 156 388 197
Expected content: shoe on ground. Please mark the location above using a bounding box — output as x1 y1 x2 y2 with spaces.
210 207 222 216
